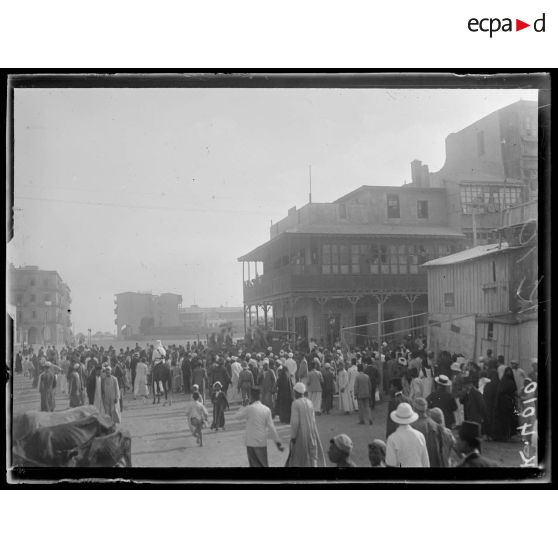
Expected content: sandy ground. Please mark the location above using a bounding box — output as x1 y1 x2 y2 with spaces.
11 372 523 468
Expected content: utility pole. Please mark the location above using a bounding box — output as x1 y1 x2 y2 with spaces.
309 164 312 204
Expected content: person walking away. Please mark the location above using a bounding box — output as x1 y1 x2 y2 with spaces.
285 352 297 382
134 356 149 401
39 362 57 412
428 407 457 467
460 376 486 426
386 402 430 467
210 381 229 431
321 363 335 415
113 358 126 412
492 367 518 442
354 364 373 425
187 392 209 446
101 364 121 424
411 398 443 467
456 421 498 467
260 361 277 414
68 363 83 408
510 360 526 394
234 387 284 467
386 378 412 438
368 439 387 467
275 364 294 423
191 357 209 402
306 361 324 415
337 363 353 414
286 382 326 467
238 361 254 406
297 355 309 384
230 356 242 402
364 357 380 408
181 353 192 397
328 434 356 468
347 358 359 412
426 375 457 430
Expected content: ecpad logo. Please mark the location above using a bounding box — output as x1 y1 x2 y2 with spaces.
468 13 545 37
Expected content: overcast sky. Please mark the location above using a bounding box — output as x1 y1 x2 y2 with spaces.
9 86 538 334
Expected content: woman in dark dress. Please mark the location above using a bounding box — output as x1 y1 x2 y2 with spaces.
492 367 518 441
275 365 293 423
482 369 499 439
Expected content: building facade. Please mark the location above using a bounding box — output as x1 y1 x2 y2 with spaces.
9 264 73 346
237 99 537 348
423 198 537 370
427 99 537 246
239 188 465 347
114 291 182 339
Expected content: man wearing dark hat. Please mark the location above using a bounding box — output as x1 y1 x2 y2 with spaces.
460 376 486 426
412 398 443 467
456 421 498 467
234 387 284 467
427 375 458 429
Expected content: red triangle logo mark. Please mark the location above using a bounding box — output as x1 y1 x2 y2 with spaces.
516 19 530 31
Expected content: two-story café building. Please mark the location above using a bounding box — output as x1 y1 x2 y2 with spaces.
238 185 466 347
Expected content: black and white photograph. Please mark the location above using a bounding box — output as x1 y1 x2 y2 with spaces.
5 73 549 482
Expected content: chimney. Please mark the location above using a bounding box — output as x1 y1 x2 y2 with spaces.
420 164 430 188
411 159 422 187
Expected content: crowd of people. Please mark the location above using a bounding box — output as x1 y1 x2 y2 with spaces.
13 333 538 468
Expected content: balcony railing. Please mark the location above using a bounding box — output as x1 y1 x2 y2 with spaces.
243 266 427 303
500 200 537 228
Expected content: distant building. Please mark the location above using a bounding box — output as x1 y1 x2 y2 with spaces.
114 291 182 339
179 305 244 333
9 264 72 346
423 198 537 370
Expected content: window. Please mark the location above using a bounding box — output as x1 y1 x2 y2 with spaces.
16 294 23 304
369 245 379 274
460 184 523 214
386 194 400 218
351 244 365 274
339 244 349 275
44 294 51 302
32 310 36 319
408 245 418 274
417 200 429 219
30 278 35 287
525 116 534 136
380 245 390 274
477 130 485 156
322 244 340 274
487 322 494 340
43 279 48 286
492 260 497 282
338 203 347 219
444 293 455 307
30 294 36 302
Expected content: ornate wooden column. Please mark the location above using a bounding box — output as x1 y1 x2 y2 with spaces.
315 297 329 344
374 294 391 346
403 293 420 334
347 295 362 347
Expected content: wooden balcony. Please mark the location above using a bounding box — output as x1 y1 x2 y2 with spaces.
243 265 427 304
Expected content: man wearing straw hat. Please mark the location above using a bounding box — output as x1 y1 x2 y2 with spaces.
385 402 430 467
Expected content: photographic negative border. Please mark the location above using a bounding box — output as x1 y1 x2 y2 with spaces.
3 70 553 486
